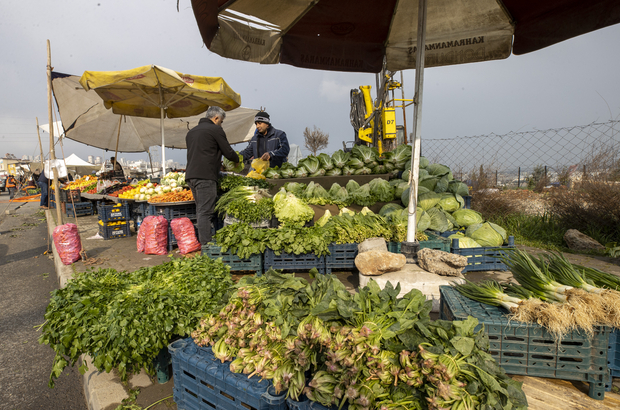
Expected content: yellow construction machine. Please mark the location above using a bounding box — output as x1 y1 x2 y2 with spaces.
349 71 413 155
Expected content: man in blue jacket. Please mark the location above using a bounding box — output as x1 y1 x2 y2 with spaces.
240 111 290 168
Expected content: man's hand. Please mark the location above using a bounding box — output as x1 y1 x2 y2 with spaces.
261 152 271 161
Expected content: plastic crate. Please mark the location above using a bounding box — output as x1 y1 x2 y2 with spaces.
169 338 287 410
97 202 131 222
325 243 358 274
131 201 150 218
439 286 611 400
203 244 263 274
450 236 515 272
148 203 197 220
609 329 620 378
387 232 451 254
98 220 131 240
264 249 325 275
66 201 94 217
60 189 81 203
287 397 346 410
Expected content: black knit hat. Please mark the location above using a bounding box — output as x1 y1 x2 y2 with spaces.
254 111 270 124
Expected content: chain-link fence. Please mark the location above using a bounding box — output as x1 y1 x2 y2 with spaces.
422 120 620 190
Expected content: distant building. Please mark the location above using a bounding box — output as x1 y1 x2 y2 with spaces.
88 155 94 164
95 156 102 165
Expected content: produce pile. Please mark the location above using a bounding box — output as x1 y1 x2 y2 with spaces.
39 256 234 387
192 270 527 410
149 189 194 203
115 179 151 199
64 175 98 191
263 145 411 179
215 186 274 224
218 174 273 192
455 249 620 339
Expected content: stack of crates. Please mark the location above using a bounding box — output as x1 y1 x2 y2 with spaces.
440 286 611 400
66 201 94 217
97 202 131 239
169 338 287 410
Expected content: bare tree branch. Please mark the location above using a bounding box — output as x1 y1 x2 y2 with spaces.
303 126 329 156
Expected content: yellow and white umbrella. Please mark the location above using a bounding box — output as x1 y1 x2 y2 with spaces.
79 65 242 175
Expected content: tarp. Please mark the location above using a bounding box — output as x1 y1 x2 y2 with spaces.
62 153 100 174
39 121 65 139
51 72 258 152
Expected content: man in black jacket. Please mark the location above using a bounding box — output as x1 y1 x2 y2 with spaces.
186 106 239 248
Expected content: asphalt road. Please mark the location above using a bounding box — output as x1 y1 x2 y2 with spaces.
0 195 86 410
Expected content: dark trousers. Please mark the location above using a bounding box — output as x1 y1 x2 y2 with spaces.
188 179 217 246
38 181 48 207
8 187 16 199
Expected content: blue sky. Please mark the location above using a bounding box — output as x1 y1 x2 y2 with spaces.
2 0 620 167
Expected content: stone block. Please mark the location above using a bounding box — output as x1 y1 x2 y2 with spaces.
417 248 467 277
358 237 388 253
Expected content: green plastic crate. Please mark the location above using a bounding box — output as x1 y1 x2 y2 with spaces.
388 231 450 253
439 286 611 400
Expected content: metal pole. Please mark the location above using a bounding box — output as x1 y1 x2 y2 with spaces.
47 40 63 224
160 107 166 177
518 167 521 188
406 0 427 245
400 71 408 144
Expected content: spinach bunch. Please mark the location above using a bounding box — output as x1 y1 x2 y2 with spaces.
226 197 274 223
218 175 272 192
39 256 234 387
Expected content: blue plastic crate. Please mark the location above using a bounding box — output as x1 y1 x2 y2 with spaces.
264 249 325 275
149 203 197 220
66 201 93 217
131 201 150 218
450 236 515 272
440 286 611 400
387 232 451 254
97 202 131 223
169 338 287 410
325 243 358 274
609 329 620 378
98 221 131 240
287 397 346 410
203 244 263 274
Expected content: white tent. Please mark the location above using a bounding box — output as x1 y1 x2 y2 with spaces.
288 144 303 167
62 153 100 175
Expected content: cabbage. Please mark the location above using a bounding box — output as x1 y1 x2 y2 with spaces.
341 166 354 176
372 165 386 174
265 168 280 179
346 180 360 193
417 191 441 210
350 184 375 206
295 168 308 178
360 207 374 215
416 209 431 232
318 153 334 170
325 167 342 176
441 209 456 231
401 186 411 207
346 157 364 169
223 152 244 173
279 168 296 178
301 156 321 174
419 156 429 169
353 167 372 175
384 162 395 172
434 175 450 193
452 209 483 227
369 178 394 203
419 176 438 191
437 193 465 212
379 203 403 217
448 233 481 248
310 168 326 177
466 222 506 247
351 145 377 164
331 150 351 168
426 207 451 232
283 182 307 197
391 144 412 164
274 192 314 227
448 181 470 196
303 181 329 200
316 210 332 227
328 183 349 204
417 186 430 195
389 179 403 187
401 169 410 182
426 163 451 176
394 181 409 200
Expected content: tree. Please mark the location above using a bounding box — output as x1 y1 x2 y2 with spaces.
303 126 329 156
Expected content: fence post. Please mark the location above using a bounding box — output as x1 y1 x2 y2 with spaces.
495 170 498 187
518 167 521 188
583 165 587 181
544 165 547 181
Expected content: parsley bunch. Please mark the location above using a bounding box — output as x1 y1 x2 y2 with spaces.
39 256 234 387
